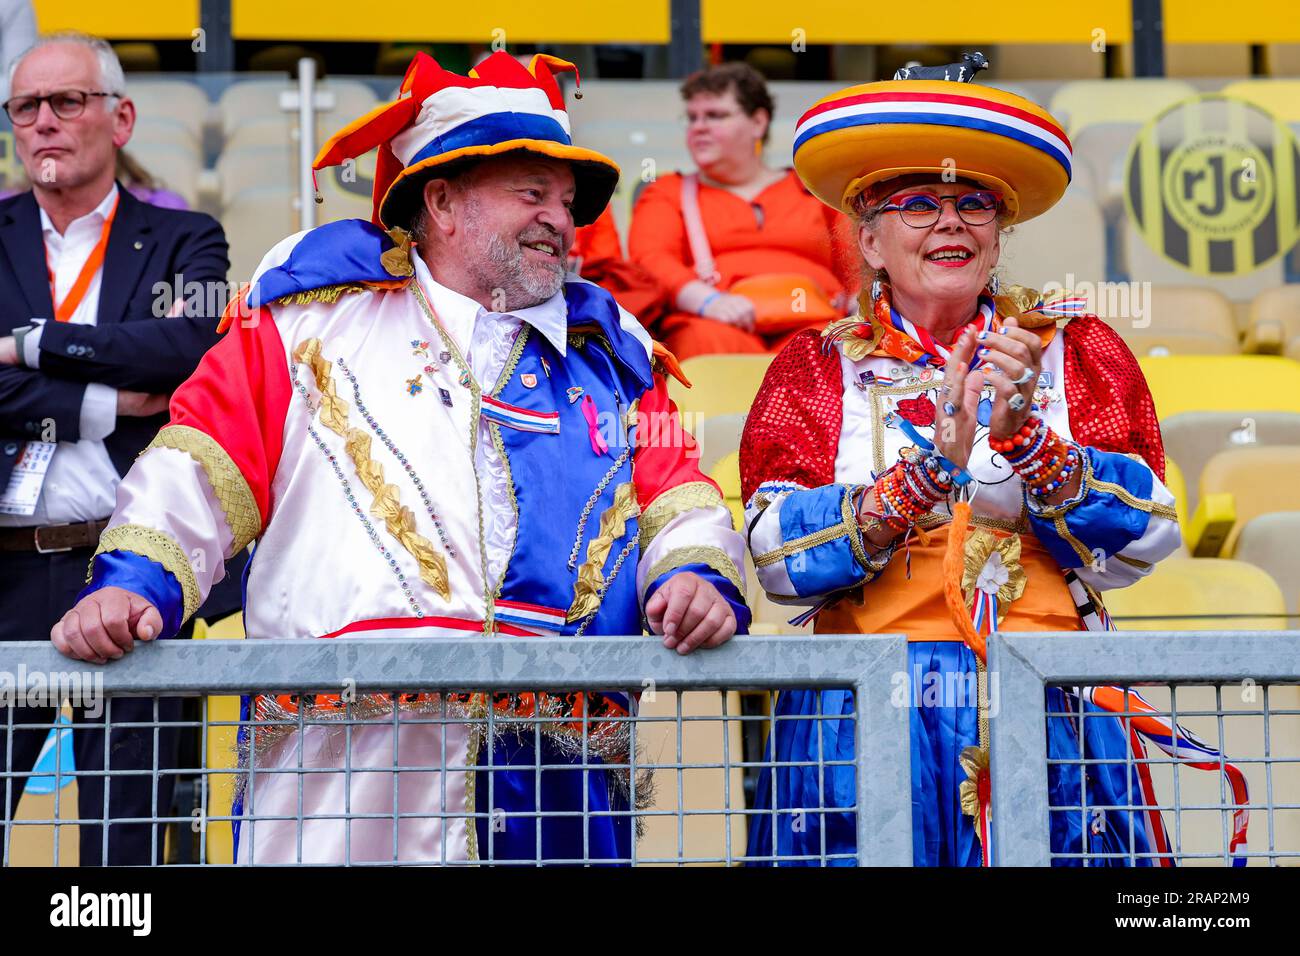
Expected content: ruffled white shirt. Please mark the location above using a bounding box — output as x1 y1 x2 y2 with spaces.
411 254 570 592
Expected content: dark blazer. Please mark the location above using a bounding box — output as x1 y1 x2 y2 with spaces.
0 185 245 616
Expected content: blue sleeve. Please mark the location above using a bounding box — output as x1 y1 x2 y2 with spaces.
646 562 752 634
80 550 186 639
1028 447 1173 569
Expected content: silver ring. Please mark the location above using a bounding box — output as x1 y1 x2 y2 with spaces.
940 384 952 394
1008 393 1027 412
1011 366 1035 386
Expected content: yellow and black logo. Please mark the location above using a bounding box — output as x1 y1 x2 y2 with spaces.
1125 94 1300 277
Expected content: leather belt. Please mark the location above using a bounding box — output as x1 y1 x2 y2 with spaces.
0 518 110 553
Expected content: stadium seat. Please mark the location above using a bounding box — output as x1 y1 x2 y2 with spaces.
1071 121 1142 217
1264 44 1300 76
221 116 300 157
124 142 203 209
569 80 681 128
126 80 211 141
1049 79 1197 137
1138 355 1300 418
216 145 296 206
1139 43 1253 79
195 612 246 864
1220 80 1300 123
1110 285 1240 356
669 354 775 421
999 190 1106 290
989 44 1105 81
1243 284 1300 355
1121 221 1286 303
217 79 379 141
708 451 745 534
1162 456 1190 549
1196 446 1300 555
1103 557 1287 630
130 117 201 155
224 185 297 283
1160 410 1300 515
1233 512 1300 614
693 413 747 476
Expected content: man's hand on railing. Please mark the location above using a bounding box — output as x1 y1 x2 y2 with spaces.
646 571 737 655
51 587 163 664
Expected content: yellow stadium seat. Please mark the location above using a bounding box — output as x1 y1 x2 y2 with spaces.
670 354 775 419
708 450 744 533
1159 410 1300 515
1162 456 1190 550
1233 512 1300 615
1220 80 1300 123
1049 79 1197 138
1243 284 1300 356
1103 557 1287 630
1198 446 1300 555
1186 491 1235 557
1138 355 1300 418
196 612 246 865
1000 190 1106 289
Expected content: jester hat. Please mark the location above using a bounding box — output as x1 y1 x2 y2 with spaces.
792 79 1072 224
314 51 620 229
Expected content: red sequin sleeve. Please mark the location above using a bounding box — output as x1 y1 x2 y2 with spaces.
739 329 845 504
1061 315 1166 482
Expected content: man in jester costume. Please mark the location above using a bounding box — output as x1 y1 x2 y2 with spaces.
52 51 750 864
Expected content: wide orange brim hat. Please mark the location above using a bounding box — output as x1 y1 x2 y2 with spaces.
792 80 1072 224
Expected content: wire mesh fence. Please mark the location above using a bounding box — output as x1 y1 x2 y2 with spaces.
989 631 1300 867
0 634 911 867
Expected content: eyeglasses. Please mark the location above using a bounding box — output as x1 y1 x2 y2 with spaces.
877 190 1002 228
3 90 120 126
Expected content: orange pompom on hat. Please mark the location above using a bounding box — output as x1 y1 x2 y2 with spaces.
313 50 621 229
792 77 1073 224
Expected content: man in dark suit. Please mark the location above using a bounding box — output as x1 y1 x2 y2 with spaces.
0 32 241 864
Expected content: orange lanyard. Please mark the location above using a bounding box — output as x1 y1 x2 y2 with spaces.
47 194 119 323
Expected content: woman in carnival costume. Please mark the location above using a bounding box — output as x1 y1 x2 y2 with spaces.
740 64 1248 866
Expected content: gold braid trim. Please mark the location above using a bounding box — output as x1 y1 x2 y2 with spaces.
293 338 450 600
272 283 373 307
145 425 261 554
644 545 744 597
91 524 202 623
568 481 640 623
754 523 851 569
638 481 726 552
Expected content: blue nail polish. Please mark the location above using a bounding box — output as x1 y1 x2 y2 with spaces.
978 347 989 357
943 402 956 416
976 331 988 341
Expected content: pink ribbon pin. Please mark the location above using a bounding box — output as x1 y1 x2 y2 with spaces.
580 395 609 456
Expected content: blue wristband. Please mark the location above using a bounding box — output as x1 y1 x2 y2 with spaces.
698 291 722 315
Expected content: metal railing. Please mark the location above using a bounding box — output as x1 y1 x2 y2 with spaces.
990 631 1300 866
0 634 911 867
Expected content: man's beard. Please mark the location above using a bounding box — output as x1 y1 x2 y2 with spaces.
464 201 567 312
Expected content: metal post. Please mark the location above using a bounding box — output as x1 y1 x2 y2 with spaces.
1131 0 1166 78
197 0 234 74
667 0 704 79
295 57 318 232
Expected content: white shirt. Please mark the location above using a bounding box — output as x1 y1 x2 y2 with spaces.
411 254 570 591
0 185 121 527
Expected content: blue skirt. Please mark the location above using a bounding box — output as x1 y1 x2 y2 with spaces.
746 641 1154 866
474 733 632 865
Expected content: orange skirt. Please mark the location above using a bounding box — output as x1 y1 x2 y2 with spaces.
815 523 1082 641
